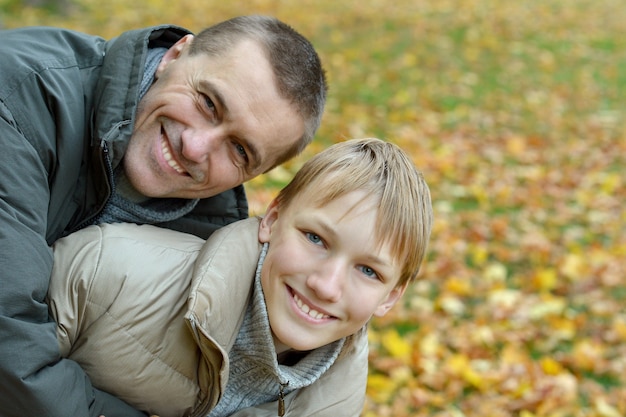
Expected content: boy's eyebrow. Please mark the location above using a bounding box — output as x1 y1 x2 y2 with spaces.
317 218 393 268
316 218 338 239
363 253 392 268
199 80 262 171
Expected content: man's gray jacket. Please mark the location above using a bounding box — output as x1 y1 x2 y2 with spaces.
0 26 247 417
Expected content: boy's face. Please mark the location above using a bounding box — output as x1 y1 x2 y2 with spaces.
258 190 406 353
124 35 304 199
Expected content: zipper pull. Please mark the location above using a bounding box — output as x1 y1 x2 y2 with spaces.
278 381 289 416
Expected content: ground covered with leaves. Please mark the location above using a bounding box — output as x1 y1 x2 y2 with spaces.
2 0 625 415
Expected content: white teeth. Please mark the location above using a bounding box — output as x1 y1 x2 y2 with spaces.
294 293 330 320
161 138 185 174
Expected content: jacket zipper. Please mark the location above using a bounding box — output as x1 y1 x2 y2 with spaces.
188 316 216 417
278 381 289 416
189 316 291 417
69 141 114 233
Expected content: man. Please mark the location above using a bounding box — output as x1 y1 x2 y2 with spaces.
0 15 327 417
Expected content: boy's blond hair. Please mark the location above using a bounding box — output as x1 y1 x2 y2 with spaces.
274 138 433 288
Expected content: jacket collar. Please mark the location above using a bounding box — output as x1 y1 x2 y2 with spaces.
186 217 263 351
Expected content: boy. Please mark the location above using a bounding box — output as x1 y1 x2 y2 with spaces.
48 138 433 417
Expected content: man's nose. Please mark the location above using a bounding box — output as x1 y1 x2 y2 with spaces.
306 260 345 303
180 128 221 163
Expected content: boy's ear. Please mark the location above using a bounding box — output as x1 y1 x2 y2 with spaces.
155 34 194 77
258 198 280 244
373 283 408 317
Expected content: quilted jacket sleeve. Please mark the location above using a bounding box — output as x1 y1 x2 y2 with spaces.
49 223 206 417
0 109 145 417
48 226 104 356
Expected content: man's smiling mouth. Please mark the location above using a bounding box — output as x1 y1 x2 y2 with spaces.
160 132 186 175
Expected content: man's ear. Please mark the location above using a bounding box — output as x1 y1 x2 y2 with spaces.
258 198 280 244
155 34 194 78
373 283 408 317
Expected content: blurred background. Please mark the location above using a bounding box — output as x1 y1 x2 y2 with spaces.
2 0 625 415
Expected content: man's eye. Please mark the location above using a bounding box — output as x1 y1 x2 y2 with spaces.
305 232 323 245
203 95 216 112
233 143 249 164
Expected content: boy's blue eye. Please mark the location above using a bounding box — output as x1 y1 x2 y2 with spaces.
305 232 323 245
359 265 379 279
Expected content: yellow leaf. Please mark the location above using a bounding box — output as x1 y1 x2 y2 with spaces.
438 294 466 316
594 398 622 417
547 316 576 340
512 381 532 399
381 329 411 360
444 276 472 296
488 289 521 310
600 172 621 194
444 354 487 390
483 262 508 283
540 357 563 375
532 268 558 292
419 333 441 357
266 165 293 183
367 328 380 345
506 135 527 156
529 294 566 319
570 339 605 371
366 373 396 403
462 366 486 390
612 317 626 342
445 353 470 375
501 344 530 365
560 253 585 281
471 245 489 266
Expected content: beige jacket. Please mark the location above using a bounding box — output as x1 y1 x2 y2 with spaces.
48 218 368 417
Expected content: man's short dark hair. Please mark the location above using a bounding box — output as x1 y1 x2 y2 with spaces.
190 15 328 168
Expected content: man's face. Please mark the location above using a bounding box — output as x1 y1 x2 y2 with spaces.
124 35 305 199
258 190 406 354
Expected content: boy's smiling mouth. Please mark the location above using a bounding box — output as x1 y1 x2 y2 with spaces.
290 288 334 320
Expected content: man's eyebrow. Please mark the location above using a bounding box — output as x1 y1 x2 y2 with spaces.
200 80 228 114
200 80 263 171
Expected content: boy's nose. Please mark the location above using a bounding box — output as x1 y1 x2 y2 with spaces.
307 260 345 303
